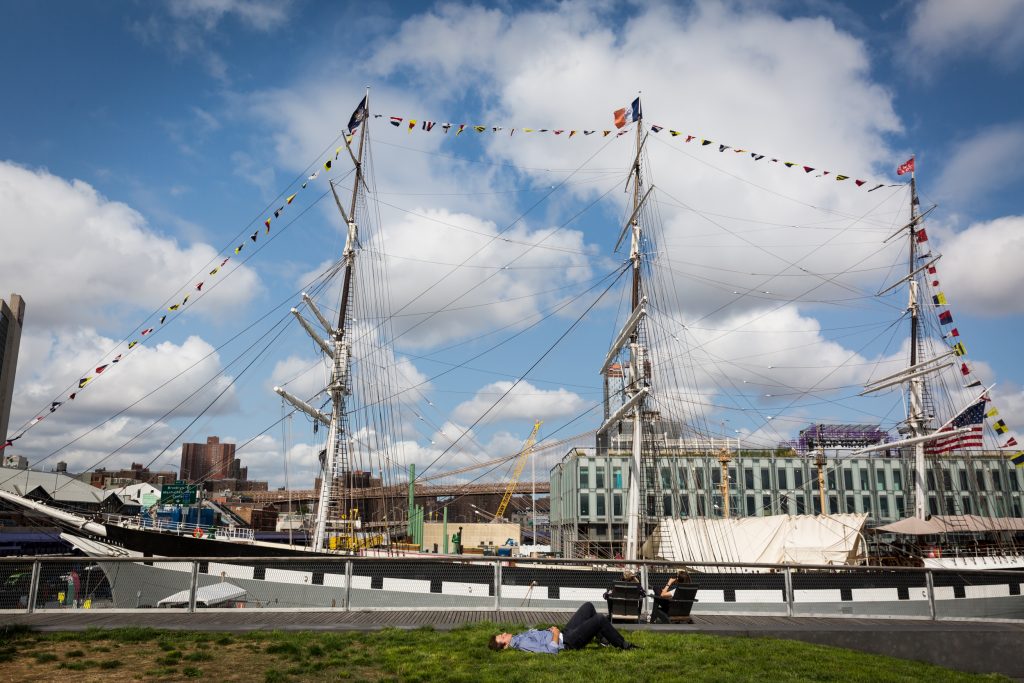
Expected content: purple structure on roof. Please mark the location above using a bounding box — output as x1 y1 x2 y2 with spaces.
795 424 890 452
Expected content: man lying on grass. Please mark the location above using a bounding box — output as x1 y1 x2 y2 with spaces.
488 603 640 653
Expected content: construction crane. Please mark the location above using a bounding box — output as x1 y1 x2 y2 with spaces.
493 420 542 520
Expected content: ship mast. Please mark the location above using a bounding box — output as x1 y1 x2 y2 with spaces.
624 119 646 561
906 167 929 520
275 89 370 550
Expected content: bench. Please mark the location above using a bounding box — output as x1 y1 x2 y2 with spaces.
604 581 646 623
652 585 699 624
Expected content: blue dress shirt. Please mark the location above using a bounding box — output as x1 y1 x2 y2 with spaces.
510 629 561 654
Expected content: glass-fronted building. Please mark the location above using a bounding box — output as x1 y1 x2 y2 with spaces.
549 447 1024 558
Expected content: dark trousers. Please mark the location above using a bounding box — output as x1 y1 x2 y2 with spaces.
562 602 627 649
650 597 672 624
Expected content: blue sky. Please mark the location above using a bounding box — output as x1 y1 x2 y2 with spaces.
3 0 1024 488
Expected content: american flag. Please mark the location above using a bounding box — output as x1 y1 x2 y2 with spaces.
925 401 987 455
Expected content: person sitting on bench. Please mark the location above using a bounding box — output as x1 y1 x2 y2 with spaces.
602 569 647 620
488 602 639 653
651 570 693 623
659 570 691 599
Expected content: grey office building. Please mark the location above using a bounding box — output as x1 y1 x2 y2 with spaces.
550 445 1024 559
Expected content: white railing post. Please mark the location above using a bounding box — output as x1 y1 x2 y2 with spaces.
26 560 41 614
188 561 199 613
784 566 794 617
639 563 651 619
494 559 502 611
925 571 936 620
343 560 353 611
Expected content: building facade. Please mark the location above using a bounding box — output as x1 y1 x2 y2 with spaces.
0 293 26 444
549 447 1024 558
88 462 177 488
180 436 245 483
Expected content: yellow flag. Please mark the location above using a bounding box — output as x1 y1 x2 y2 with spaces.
286 193 296 204
987 407 1000 418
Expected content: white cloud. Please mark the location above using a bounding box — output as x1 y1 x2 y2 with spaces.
934 125 1024 207
906 0 1024 70
268 354 330 404
365 2 904 325
10 329 238 428
0 161 262 331
230 1 917 448
366 209 594 349
227 434 322 490
129 0 295 81
932 215 1024 316
453 380 588 425
167 0 292 32
2 415 183 476
3 327 244 476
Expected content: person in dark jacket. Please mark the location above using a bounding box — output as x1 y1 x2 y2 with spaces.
488 602 639 652
602 569 647 620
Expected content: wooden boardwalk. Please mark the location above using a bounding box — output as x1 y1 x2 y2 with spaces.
4 611 1023 679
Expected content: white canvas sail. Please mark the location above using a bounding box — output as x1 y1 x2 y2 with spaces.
643 514 868 566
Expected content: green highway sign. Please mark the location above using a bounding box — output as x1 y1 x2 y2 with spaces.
160 481 198 505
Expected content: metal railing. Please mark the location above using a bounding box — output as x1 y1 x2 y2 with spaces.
0 554 1021 622
104 514 256 542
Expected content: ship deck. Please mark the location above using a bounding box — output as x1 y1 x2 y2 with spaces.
5 611 1023 680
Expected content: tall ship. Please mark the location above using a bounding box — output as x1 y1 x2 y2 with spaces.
1 94 1022 617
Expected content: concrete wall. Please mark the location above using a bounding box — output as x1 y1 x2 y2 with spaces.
422 522 520 553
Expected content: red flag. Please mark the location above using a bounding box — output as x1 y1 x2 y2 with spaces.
95 365 108 374
915 229 928 243
960 363 970 376
1004 438 1019 448
897 157 915 175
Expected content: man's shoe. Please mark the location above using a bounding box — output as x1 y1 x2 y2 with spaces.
597 635 611 647
621 642 641 650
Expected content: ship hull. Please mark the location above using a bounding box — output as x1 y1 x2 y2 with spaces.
62 533 1024 620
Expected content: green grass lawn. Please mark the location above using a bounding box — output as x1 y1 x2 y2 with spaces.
0 623 1009 683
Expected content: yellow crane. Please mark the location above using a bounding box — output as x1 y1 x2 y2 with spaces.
493 420 542 520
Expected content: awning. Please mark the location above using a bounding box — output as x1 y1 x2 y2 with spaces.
875 515 1024 535
157 582 247 608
